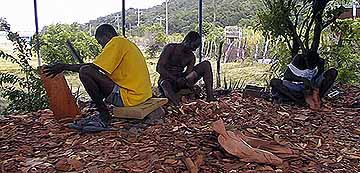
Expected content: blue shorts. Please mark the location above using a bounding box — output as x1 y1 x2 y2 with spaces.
282 72 326 92
105 85 124 107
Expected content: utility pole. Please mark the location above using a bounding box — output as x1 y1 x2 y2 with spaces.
213 0 216 22
115 14 121 33
165 0 169 35
122 0 126 37
33 0 41 66
136 9 142 27
199 0 203 62
156 17 165 26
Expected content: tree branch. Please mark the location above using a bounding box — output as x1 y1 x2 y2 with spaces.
323 7 345 29
311 0 329 51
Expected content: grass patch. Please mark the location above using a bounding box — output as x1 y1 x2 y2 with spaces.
0 55 270 108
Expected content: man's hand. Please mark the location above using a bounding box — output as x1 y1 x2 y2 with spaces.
43 63 66 78
176 77 188 87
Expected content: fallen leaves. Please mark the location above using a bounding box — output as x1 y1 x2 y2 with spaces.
0 84 359 172
184 158 198 173
55 158 82 171
212 119 294 166
164 159 178 165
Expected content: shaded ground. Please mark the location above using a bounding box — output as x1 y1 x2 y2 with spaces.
0 85 359 173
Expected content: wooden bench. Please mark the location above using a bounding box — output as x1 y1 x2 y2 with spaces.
113 98 168 119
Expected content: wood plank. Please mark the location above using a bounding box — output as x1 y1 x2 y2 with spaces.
113 98 168 119
40 67 80 119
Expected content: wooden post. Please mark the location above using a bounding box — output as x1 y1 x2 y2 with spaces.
122 0 126 37
217 41 224 88
198 0 203 62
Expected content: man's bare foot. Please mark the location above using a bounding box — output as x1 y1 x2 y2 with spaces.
305 94 316 109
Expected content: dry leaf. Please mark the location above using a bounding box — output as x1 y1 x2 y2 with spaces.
67 158 82 171
316 139 322 148
336 155 343 162
55 159 71 172
164 159 177 164
184 158 198 173
277 111 289 116
353 128 360 135
194 154 204 167
294 115 309 121
345 154 360 160
212 119 283 165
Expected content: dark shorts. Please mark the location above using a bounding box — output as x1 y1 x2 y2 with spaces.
158 70 201 95
282 72 325 92
272 73 327 102
105 85 124 107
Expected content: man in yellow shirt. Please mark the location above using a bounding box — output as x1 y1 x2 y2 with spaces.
44 24 152 129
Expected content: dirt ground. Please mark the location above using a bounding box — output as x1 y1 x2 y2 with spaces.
0 84 359 173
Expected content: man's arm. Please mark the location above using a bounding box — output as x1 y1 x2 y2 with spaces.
43 63 97 78
156 44 178 81
315 58 325 78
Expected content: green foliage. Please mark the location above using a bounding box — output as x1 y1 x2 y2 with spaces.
40 23 101 64
257 0 345 56
268 39 292 77
223 77 245 91
142 24 168 58
85 0 263 35
0 18 48 114
322 19 360 85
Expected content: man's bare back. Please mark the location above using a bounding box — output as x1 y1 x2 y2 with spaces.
158 43 195 80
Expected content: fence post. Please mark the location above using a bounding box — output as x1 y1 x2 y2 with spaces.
217 41 224 88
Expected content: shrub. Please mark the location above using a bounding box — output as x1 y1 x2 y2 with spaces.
0 18 48 114
39 23 101 64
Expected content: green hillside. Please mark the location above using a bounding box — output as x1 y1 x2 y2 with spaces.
84 0 263 34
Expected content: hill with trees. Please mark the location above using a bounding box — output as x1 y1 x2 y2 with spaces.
84 0 263 35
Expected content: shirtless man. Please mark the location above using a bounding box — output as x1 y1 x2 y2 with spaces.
157 31 216 106
270 51 338 109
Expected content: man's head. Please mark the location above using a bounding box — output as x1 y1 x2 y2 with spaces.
304 50 320 69
182 31 201 52
95 24 118 48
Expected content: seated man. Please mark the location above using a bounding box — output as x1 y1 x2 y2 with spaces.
157 31 216 106
270 51 337 109
44 24 152 128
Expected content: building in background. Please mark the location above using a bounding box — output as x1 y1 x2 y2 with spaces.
338 1 360 19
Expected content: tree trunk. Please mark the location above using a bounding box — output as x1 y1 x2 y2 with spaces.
311 0 329 52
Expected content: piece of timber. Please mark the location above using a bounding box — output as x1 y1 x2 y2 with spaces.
243 85 267 98
113 98 168 119
40 67 80 119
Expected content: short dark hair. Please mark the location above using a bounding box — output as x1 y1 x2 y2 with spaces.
183 31 201 43
305 50 320 68
95 24 118 38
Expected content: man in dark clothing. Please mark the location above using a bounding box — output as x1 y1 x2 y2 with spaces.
270 51 338 109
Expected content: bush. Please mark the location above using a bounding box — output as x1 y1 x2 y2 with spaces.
322 19 360 85
40 23 101 64
0 18 48 114
141 24 168 59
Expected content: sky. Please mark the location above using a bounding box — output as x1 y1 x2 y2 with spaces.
0 0 166 33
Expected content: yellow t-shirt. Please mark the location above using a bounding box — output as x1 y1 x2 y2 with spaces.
93 36 152 106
